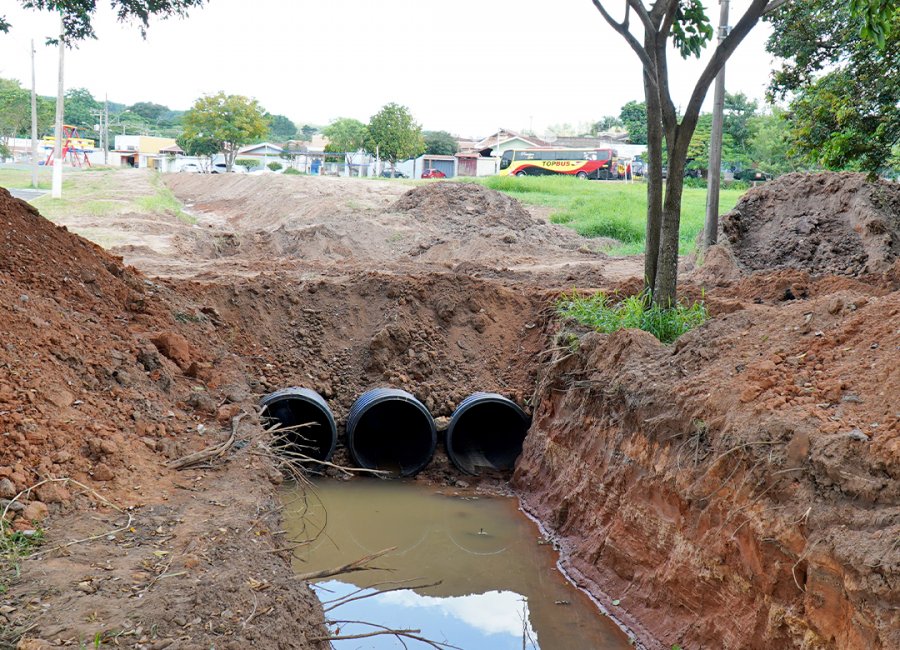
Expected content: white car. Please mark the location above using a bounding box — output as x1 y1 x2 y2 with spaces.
180 163 202 173
211 162 248 174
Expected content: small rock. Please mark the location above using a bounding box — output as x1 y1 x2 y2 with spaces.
22 501 49 522
34 483 70 504
846 429 869 441
0 499 25 513
0 478 15 499
150 332 193 371
92 463 116 481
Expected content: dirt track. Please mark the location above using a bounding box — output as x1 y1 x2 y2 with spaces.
2 170 898 650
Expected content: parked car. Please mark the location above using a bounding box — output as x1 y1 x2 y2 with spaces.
733 169 771 182
211 162 248 174
380 169 408 178
180 163 202 173
631 156 645 176
421 168 446 179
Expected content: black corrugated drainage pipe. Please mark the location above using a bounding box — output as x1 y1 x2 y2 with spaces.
446 392 531 475
346 388 436 477
260 388 337 466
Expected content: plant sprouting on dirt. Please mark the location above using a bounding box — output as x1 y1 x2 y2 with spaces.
556 290 708 344
1 524 45 591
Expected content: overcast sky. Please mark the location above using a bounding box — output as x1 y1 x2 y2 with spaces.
0 1 778 138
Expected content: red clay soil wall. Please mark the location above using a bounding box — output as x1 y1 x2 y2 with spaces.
514 277 899 649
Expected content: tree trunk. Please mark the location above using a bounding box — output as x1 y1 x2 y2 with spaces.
653 128 693 308
643 70 664 295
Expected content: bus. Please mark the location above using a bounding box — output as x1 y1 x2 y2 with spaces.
499 147 619 179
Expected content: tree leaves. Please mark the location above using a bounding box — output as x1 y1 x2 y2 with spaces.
6 0 207 43
181 92 268 169
672 0 714 59
366 103 424 164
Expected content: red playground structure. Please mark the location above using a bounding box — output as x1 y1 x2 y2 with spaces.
44 124 94 168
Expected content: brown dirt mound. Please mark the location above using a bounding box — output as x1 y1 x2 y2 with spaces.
393 181 538 231
0 188 327 648
720 172 900 276
515 272 899 650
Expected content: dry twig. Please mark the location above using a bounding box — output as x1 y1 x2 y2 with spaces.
168 413 246 470
294 546 396 582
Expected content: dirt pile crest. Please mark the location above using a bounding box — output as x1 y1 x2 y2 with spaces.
720 172 900 276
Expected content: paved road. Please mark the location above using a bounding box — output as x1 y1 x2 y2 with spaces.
7 188 46 202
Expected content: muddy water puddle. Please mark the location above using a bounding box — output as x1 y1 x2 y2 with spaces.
281 480 631 649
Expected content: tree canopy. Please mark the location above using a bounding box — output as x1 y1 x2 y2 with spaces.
64 88 101 130
181 92 268 171
128 101 170 123
423 130 458 156
322 118 367 153
619 101 647 144
766 0 899 175
267 114 298 142
1 0 207 43
0 77 54 143
367 103 425 165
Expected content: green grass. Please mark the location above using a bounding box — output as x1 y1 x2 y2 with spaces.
1 522 45 592
473 175 745 255
28 169 196 224
0 168 53 190
557 289 708 344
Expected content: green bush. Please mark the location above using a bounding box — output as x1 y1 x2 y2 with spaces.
556 290 708 344
235 158 258 171
267 161 283 171
283 167 302 175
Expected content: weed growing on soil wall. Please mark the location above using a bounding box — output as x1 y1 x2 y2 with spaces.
557 290 708 343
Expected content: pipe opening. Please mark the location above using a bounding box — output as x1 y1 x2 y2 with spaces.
260 389 337 464
447 394 531 475
348 391 436 477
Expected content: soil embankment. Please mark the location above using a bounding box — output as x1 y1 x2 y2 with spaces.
0 187 328 648
516 172 900 649
3 170 897 649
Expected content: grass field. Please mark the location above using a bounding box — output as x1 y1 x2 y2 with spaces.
0 168 54 190
474 175 746 255
0 167 194 224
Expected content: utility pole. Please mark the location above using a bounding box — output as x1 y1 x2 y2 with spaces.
51 16 65 199
104 94 109 164
30 39 38 189
703 0 730 248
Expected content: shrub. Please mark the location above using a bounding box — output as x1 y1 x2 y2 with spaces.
556 290 708 344
235 158 258 171
267 161 283 172
283 167 302 175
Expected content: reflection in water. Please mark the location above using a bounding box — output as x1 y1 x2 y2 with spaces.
281 480 632 649
314 581 538 649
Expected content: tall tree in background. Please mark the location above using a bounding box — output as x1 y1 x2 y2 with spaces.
267 114 297 142
367 103 425 175
0 78 33 146
423 130 458 156
618 100 647 144
322 117 367 153
592 115 624 133
63 87 100 130
766 1 899 175
129 101 170 123
182 92 268 171
1 0 208 42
